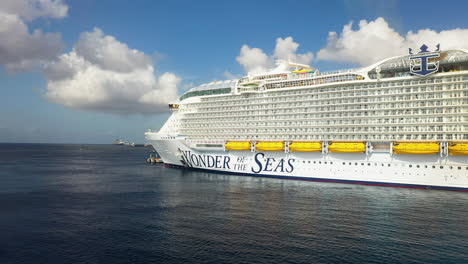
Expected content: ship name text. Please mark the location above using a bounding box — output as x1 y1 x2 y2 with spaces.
181 151 231 169
251 153 294 174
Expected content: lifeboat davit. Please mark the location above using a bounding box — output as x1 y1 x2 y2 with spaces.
289 141 322 152
225 141 251 151
256 141 285 151
328 142 366 153
448 142 468 155
392 142 440 154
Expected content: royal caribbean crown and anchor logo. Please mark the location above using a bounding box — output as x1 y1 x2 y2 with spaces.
409 44 441 76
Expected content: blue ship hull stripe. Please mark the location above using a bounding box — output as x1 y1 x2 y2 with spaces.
163 163 468 192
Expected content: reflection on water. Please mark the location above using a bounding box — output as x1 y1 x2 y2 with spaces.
0 144 467 264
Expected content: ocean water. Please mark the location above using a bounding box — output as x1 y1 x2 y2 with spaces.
0 144 467 264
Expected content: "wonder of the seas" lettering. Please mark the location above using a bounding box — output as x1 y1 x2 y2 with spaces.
180 151 295 174
181 151 231 169
251 153 294 173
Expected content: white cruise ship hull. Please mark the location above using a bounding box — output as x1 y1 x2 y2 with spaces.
147 134 468 192
145 49 468 192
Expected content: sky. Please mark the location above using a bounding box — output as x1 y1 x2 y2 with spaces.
2 0 468 144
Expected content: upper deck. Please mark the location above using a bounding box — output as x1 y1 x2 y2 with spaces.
177 49 468 103
165 48 468 142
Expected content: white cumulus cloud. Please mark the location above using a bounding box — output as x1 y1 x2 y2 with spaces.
236 45 273 74
74 29 152 73
0 0 68 21
273 37 314 65
0 1 179 114
405 28 468 52
45 28 180 115
236 37 313 74
317 17 468 66
0 0 67 72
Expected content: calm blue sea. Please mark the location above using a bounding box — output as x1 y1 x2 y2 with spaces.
0 143 467 264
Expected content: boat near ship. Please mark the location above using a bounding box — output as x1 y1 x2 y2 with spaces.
113 139 126 145
145 45 468 191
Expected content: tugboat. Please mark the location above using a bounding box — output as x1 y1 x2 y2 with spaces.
146 150 163 164
112 139 125 145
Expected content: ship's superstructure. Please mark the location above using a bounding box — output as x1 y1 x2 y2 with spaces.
146 47 468 191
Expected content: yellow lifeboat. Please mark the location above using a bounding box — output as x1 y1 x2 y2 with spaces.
289 141 322 152
225 141 251 151
256 141 285 151
328 142 366 153
292 69 314 74
448 142 468 155
392 142 440 154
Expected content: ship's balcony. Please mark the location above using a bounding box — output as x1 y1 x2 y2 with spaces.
184 73 468 107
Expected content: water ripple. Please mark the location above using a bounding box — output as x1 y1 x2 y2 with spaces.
0 143 467 264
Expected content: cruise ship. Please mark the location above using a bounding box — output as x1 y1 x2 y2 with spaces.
145 46 468 191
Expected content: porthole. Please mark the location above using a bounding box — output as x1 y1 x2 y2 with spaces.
416 165 420 168
388 164 391 167
458 167 461 170
409 165 412 168
440 166 444 169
